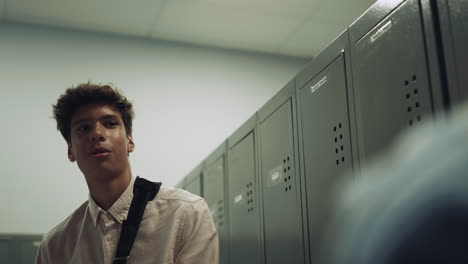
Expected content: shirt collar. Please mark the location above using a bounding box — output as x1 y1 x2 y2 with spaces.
88 176 135 227
87 193 102 228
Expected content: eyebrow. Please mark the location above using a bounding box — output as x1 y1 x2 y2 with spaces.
72 114 120 126
72 118 90 126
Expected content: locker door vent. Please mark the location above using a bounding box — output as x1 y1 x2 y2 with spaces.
334 123 346 165
246 181 255 213
283 156 293 192
217 200 224 227
404 75 423 126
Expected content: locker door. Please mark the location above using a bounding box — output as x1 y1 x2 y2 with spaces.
351 0 434 165
228 132 261 264
19 236 42 264
185 176 202 196
259 90 305 264
440 0 468 104
0 236 13 263
298 54 353 262
204 155 228 264
447 0 468 101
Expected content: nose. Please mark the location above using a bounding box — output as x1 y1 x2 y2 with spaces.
89 123 105 142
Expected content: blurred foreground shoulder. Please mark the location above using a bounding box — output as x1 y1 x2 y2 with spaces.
156 187 204 203
159 188 219 263
35 201 89 264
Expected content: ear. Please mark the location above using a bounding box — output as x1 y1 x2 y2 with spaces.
127 134 135 153
68 142 76 162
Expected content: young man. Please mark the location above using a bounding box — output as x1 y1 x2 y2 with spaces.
36 82 219 263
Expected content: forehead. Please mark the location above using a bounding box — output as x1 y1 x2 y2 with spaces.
71 103 122 122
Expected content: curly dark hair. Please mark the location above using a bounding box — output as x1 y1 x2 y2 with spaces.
53 82 134 143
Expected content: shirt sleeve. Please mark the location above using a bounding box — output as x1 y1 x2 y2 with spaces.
175 199 219 264
35 240 50 264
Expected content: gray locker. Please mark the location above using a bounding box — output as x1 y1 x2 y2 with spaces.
436 0 468 105
203 143 228 264
18 236 42 264
184 162 204 196
349 0 438 165
0 236 13 263
175 179 184 189
296 31 356 263
0 234 43 264
258 80 306 264
227 114 263 264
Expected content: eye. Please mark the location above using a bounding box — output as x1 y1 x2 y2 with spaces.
105 121 118 127
77 124 90 132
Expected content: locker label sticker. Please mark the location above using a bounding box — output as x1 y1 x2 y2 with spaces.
234 194 243 205
272 171 280 181
267 165 283 187
371 20 392 43
311 76 327 94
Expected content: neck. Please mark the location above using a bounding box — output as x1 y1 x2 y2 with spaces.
86 169 132 211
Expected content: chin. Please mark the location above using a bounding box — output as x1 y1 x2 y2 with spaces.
84 167 121 181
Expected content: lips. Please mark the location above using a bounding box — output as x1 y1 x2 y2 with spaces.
91 147 112 156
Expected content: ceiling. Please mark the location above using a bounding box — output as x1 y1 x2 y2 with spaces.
0 0 376 58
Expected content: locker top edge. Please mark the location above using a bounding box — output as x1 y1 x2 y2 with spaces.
349 0 405 43
175 180 184 189
0 233 44 239
204 140 227 168
184 160 205 185
296 30 349 89
258 78 296 123
227 113 257 150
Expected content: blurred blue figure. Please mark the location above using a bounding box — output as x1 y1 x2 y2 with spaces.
319 104 468 264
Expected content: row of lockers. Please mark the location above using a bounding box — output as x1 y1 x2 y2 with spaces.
0 234 42 264
177 0 467 264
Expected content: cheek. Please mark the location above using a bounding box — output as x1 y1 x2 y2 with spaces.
70 137 87 157
114 133 130 151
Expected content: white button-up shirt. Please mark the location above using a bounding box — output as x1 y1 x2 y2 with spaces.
35 177 219 264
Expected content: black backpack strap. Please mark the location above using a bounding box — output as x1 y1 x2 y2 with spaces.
113 177 162 264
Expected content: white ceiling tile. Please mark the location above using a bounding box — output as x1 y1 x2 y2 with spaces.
152 1 307 54
6 0 165 37
307 0 376 26
277 20 345 58
3 0 376 58
276 0 376 57
188 0 321 20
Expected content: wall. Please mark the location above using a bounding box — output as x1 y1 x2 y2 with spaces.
0 23 307 233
